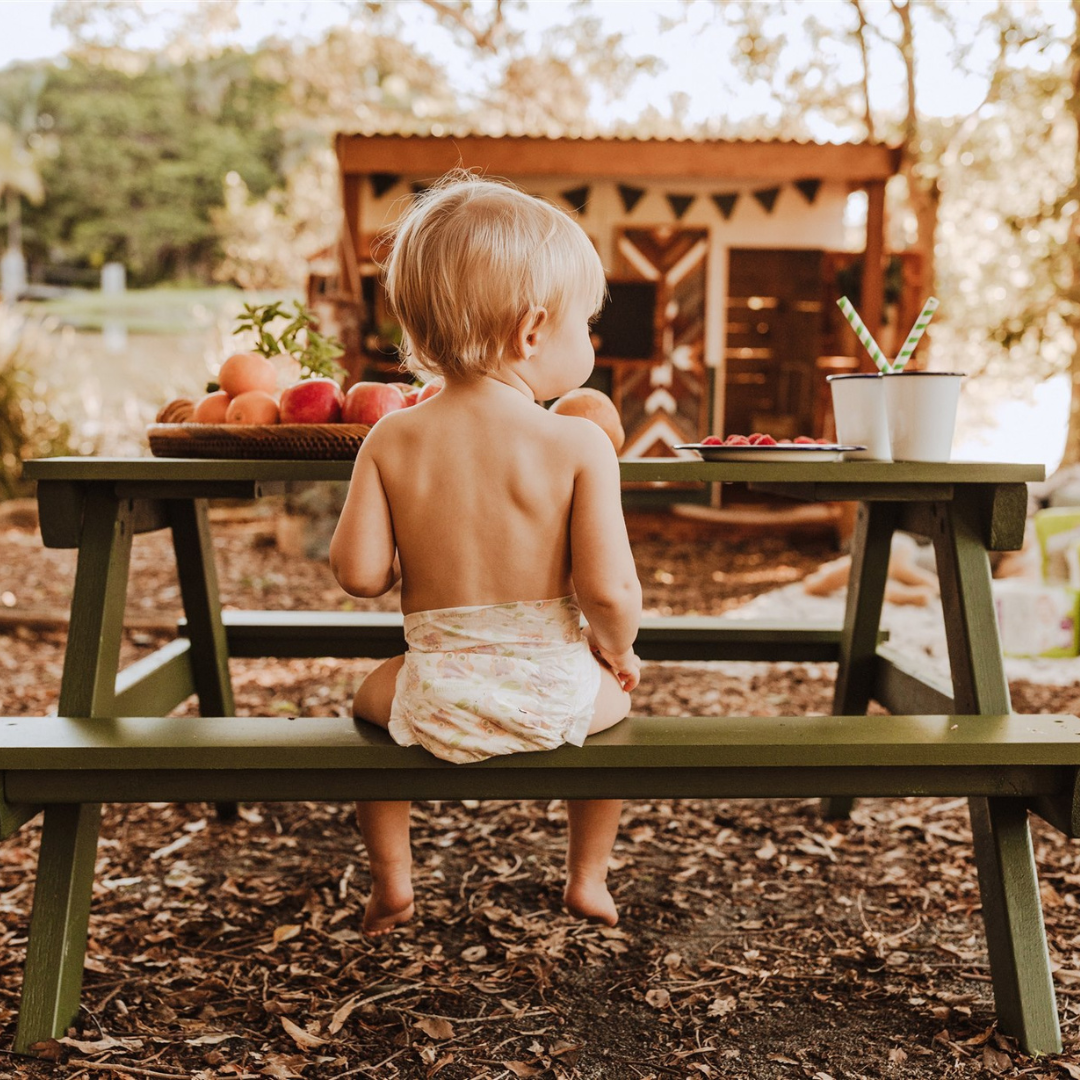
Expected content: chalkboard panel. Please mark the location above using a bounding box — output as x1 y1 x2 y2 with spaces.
593 281 657 359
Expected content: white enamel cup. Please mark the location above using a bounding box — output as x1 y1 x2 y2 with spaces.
826 373 891 461
882 371 965 463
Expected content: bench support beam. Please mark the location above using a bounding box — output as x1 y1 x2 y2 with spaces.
169 499 238 822
824 500 897 818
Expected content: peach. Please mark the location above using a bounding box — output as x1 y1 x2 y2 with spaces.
218 351 278 398
192 390 231 423
549 388 625 452
225 390 280 425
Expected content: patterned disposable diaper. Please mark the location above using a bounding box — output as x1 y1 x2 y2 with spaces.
388 595 602 763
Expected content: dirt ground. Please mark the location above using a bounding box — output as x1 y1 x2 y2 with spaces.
2 503 1080 1080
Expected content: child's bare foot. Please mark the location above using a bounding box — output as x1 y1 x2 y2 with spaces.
564 878 618 926
363 874 415 936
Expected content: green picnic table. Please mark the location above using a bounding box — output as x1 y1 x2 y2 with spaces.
4 453 1076 1057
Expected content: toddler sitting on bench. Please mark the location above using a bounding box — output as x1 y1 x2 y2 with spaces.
330 172 642 934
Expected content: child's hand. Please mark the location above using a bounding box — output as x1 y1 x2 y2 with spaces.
583 626 641 692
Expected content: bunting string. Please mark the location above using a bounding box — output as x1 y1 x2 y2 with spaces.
377 175 829 222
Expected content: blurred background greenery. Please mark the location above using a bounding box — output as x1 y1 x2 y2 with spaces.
1 0 1078 493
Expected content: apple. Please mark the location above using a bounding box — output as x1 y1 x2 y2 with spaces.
279 377 344 424
341 381 409 426
416 379 443 403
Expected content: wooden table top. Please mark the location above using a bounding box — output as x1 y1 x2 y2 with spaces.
23 455 1046 486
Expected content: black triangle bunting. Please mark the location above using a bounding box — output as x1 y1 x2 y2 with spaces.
795 178 822 205
410 182 431 196
560 186 590 213
753 187 781 214
617 184 646 213
666 193 695 220
711 193 738 220
371 173 400 198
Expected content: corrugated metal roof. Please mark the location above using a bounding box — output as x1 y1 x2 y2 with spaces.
336 121 896 151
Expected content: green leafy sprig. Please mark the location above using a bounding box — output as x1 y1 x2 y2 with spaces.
234 301 346 381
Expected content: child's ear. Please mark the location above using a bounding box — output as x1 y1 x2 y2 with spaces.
515 307 548 359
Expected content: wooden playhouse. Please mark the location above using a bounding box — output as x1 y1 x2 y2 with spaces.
312 132 911 465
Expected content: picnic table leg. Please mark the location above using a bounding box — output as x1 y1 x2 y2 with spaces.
822 500 897 819
168 498 238 821
933 488 1061 1055
15 489 131 1052
14 804 102 1053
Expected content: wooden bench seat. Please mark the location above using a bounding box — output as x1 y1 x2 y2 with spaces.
5 711 1080 1057
4 711 1079 811
179 611 887 662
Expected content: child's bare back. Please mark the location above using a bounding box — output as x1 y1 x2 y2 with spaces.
342 376 616 614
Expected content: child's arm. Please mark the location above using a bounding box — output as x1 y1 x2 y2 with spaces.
568 421 642 682
329 431 400 598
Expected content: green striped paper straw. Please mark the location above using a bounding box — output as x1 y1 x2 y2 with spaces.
836 296 889 373
891 296 939 372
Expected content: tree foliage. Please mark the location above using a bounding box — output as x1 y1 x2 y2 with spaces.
6 50 285 283
715 0 1079 463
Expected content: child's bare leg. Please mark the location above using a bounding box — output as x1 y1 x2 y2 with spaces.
564 666 630 926
354 800 415 935
352 656 413 934
565 799 622 926
352 655 404 727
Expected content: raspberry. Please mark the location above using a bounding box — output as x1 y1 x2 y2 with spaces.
701 435 724 445
724 434 751 445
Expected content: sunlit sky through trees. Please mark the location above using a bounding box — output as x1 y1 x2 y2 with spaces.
3 0 1073 134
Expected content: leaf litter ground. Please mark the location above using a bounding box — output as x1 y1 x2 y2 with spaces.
2 505 1080 1080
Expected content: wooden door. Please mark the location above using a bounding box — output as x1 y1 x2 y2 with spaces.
725 249 823 439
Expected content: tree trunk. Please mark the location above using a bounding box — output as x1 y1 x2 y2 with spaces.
1064 345 1080 468
1063 1 1080 467
894 0 940 335
6 189 22 255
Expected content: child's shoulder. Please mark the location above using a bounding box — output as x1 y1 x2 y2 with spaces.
539 408 618 464
355 403 417 455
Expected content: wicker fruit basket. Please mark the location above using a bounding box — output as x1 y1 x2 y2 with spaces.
147 423 371 460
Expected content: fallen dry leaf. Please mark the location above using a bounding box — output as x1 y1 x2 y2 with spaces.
415 1016 456 1041
328 995 360 1034
503 1061 542 1078
280 1015 328 1051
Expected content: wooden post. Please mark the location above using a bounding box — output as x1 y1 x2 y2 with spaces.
860 180 886 373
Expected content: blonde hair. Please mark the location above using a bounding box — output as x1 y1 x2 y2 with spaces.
382 171 606 381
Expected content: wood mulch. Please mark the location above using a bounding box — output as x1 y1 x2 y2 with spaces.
2 501 1080 1079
